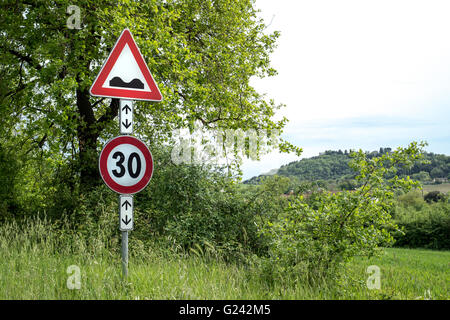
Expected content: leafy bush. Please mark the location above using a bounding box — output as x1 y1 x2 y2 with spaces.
3 144 290 262
259 142 426 284
396 190 425 211
393 198 450 250
133 149 288 260
339 179 358 191
424 191 446 203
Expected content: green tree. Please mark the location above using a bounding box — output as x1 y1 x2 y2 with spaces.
338 179 357 191
0 0 299 195
411 171 431 182
260 142 427 282
0 140 21 217
430 167 444 179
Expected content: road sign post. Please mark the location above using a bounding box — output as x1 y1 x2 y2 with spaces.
99 135 153 278
92 28 162 279
119 192 132 279
121 230 128 278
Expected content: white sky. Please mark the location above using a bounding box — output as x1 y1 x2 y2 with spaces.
242 0 450 179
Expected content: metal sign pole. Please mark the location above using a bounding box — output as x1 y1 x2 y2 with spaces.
119 193 133 279
120 98 133 279
121 228 129 278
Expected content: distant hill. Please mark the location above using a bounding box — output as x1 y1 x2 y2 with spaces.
244 148 450 184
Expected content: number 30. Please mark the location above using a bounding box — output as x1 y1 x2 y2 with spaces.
112 151 141 178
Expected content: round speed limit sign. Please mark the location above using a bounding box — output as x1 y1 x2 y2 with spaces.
99 136 153 194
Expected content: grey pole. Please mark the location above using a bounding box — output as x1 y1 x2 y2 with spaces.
119 98 130 279
121 230 128 278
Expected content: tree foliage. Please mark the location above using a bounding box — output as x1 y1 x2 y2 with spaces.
260 142 427 282
395 192 449 250
0 0 290 197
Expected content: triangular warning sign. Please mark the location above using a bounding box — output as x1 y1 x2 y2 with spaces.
90 28 162 102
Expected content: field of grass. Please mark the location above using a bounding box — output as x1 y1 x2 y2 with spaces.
0 218 448 300
349 248 449 299
422 183 450 194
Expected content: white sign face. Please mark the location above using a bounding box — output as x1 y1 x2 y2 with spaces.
103 44 150 92
120 100 133 134
119 195 133 231
106 143 147 187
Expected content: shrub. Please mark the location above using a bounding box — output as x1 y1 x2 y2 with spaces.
339 179 358 191
397 190 425 211
260 142 427 284
134 149 288 260
393 201 450 250
424 191 446 203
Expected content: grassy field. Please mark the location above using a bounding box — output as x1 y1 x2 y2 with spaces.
0 219 448 300
349 248 449 300
422 183 450 194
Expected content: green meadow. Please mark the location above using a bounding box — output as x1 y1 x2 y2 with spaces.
0 219 448 300
422 183 450 194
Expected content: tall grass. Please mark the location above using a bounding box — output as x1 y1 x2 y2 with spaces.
0 217 448 299
348 248 450 299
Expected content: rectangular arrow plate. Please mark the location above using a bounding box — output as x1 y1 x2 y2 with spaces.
119 100 133 134
119 194 133 231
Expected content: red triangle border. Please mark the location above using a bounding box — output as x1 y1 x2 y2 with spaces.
90 28 162 102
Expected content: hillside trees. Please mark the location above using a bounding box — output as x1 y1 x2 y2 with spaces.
0 0 298 213
248 148 449 184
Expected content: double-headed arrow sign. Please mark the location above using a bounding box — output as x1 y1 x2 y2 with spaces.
119 195 133 231
120 100 133 134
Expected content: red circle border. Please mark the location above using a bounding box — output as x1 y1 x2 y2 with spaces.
99 136 153 194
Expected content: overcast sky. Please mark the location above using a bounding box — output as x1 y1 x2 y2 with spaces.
241 0 450 180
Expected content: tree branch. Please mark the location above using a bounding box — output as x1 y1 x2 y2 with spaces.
92 98 106 109
97 98 120 127
4 47 42 71
25 123 54 155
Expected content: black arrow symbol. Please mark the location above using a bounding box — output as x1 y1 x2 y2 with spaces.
122 200 131 210
122 104 131 114
122 215 132 225
122 119 131 129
